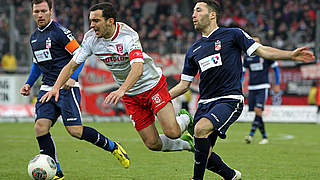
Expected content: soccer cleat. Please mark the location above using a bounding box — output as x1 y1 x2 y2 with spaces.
259 138 269 144
112 142 130 168
53 171 65 180
181 132 194 152
244 135 253 144
178 109 194 136
221 169 241 180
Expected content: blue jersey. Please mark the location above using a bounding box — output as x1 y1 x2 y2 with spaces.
182 27 258 102
243 55 280 90
30 20 81 86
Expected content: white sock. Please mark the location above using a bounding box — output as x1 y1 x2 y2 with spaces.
160 134 191 151
176 114 190 133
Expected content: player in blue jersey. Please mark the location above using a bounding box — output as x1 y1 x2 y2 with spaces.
20 1 130 179
169 0 315 180
243 36 281 145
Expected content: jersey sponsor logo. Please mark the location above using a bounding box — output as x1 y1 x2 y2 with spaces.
34 49 52 62
198 53 222 72
96 53 129 64
152 93 162 104
249 63 263 71
116 43 124 54
214 40 221 51
46 38 51 48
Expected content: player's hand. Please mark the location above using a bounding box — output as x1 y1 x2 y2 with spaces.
62 78 76 90
20 84 31 96
104 89 125 104
273 85 280 94
39 88 60 103
292 47 315 62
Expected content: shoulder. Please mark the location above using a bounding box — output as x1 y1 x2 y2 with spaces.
83 29 96 42
51 21 71 35
118 22 139 38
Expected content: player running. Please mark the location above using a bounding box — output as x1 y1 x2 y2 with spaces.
21 1 130 179
40 2 194 157
243 36 281 145
169 0 315 179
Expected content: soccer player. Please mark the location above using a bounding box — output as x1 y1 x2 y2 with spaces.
168 0 315 180
243 36 281 145
40 2 194 156
20 1 130 179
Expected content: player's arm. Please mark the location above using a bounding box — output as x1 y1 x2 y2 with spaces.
20 62 42 96
272 63 281 93
105 61 143 104
39 58 81 102
169 79 192 99
253 46 315 62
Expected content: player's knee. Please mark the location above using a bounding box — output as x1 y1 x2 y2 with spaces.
34 120 50 136
145 141 162 151
163 128 181 139
194 124 210 138
65 126 82 139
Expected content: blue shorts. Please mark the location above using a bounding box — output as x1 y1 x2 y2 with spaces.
194 98 243 139
248 88 268 111
35 88 82 126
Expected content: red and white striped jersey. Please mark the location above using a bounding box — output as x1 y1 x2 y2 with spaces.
74 22 162 95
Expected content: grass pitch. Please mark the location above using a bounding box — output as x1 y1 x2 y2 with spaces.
0 121 319 180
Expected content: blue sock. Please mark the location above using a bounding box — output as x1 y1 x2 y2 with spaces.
249 115 261 136
193 137 210 180
56 162 61 172
81 126 115 152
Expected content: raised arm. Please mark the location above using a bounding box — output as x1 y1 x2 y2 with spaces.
254 46 315 62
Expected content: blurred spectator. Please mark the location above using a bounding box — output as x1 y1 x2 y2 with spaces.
2 0 318 68
1 51 17 73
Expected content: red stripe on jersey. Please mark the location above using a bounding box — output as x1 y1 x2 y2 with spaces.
129 49 143 61
65 39 80 54
111 23 120 41
96 52 128 57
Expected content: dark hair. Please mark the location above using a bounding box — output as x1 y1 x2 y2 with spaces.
32 0 52 10
89 2 117 23
195 0 221 23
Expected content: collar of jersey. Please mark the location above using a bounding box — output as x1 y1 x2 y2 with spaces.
37 19 53 32
202 27 219 38
104 22 120 41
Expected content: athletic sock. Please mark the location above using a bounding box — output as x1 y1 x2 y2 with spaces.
193 137 210 180
80 126 115 152
36 133 56 161
249 115 260 136
159 134 191 151
206 152 235 180
176 114 190 133
256 116 267 138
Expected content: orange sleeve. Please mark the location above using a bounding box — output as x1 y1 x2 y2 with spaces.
65 39 80 54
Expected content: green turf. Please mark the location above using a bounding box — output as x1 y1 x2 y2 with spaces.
0 121 319 180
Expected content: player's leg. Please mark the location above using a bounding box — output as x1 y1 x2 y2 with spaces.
61 88 129 168
34 91 64 179
137 122 193 151
255 88 268 144
245 90 257 143
206 133 240 180
192 99 243 180
156 101 192 138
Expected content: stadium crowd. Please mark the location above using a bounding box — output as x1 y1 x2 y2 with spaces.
0 0 318 67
